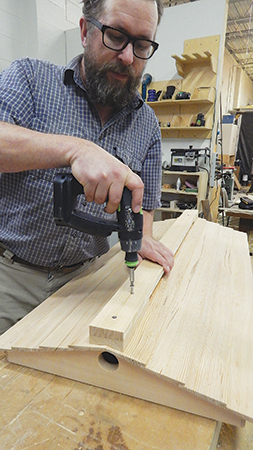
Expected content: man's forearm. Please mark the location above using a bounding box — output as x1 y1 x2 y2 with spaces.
0 121 77 173
0 121 144 214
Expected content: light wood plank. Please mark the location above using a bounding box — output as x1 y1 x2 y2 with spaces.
0 244 123 350
89 211 198 351
125 219 253 420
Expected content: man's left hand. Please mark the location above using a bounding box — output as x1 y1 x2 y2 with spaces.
138 235 174 274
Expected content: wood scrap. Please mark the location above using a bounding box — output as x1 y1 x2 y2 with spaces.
208 185 221 222
234 172 242 191
201 199 212 221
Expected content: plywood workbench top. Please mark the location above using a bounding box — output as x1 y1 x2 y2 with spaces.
2 350 253 449
0 351 221 450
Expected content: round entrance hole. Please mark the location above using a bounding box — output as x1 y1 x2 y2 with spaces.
98 351 119 372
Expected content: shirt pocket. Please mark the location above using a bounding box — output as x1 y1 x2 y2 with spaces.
27 168 71 183
114 146 143 175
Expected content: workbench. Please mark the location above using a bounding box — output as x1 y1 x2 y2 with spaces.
224 205 253 233
1 350 253 449
222 192 253 233
1 215 253 449
0 351 221 450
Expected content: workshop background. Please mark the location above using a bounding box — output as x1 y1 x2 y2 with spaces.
1 0 253 168
1 1 253 449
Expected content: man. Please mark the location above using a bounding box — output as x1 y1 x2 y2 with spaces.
0 0 174 335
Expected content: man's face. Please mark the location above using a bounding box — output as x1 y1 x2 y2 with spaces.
80 0 158 109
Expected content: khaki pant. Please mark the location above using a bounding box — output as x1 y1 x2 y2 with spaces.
0 255 94 335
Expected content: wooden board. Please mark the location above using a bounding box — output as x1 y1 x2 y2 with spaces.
0 213 253 428
89 210 198 351
209 185 221 222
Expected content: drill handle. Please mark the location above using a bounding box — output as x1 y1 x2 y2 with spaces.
53 173 119 237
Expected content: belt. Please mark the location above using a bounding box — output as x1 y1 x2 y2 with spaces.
0 245 84 274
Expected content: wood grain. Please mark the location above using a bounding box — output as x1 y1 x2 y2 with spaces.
89 210 198 351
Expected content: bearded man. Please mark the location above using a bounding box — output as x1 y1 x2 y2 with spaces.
0 0 173 334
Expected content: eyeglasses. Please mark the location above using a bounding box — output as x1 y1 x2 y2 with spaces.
87 17 159 60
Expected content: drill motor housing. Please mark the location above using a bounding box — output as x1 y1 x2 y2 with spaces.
53 173 143 265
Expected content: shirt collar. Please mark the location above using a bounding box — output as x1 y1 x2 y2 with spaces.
64 54 83 87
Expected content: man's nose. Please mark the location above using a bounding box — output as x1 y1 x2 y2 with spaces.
118 42 134 65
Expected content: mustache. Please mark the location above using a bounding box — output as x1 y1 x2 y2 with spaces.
99 61 135 77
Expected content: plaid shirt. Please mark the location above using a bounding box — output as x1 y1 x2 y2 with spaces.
0 55 162 267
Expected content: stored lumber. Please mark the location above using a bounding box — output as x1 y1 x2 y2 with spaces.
209 185 221 222
234 172 242 190
89 210 198 351
201 199 212 221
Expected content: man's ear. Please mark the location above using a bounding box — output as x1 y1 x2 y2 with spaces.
80 17 88 48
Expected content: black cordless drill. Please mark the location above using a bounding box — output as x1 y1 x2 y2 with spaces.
53 173 143 294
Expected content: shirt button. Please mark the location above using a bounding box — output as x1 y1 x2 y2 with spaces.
72 231 77 238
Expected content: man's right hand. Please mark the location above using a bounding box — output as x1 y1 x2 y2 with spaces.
69 140 143 214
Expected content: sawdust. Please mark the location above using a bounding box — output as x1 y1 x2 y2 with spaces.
217 422 253 450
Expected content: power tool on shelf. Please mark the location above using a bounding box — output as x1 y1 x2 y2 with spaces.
53 173 143 294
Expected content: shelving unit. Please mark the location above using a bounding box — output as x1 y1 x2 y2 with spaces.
146 36 220 139
155 170 208 220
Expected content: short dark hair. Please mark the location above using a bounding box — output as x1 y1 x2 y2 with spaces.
81 0 164 25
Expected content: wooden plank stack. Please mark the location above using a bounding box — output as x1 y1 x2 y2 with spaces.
0 211 252 428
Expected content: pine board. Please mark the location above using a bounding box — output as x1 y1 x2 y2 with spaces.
89 210 198 351
0 213 253 427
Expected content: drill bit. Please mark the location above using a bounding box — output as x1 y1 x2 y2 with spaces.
129 267 135 294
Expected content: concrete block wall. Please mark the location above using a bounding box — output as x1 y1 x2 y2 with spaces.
0 0 82 72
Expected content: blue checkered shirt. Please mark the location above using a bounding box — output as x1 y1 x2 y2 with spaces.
0 55 162 267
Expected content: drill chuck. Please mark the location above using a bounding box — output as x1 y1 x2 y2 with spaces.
124 251 139 268
117 187 143 265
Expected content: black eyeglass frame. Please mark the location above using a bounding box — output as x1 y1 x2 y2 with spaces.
86 17 159 60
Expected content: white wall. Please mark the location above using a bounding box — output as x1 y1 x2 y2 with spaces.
222 48 253 113
65 26 82 63
0 0 82 71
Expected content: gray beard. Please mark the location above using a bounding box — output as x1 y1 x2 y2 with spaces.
83 53 142 109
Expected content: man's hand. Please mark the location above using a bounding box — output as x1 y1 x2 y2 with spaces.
138 209 174 273
138 235 174 274
70 141 143 214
